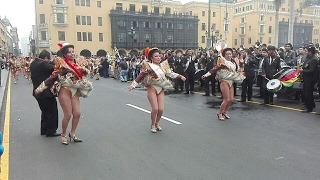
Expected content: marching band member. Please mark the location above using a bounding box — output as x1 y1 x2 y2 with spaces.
261 46 281 105
24 57 32 82
128 47 186 133
34 42 93 145
182 49 197 94
202 48 245 121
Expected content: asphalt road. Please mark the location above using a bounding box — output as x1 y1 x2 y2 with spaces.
3 75 320 180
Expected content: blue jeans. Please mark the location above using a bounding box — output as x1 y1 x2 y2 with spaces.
119 70 128 82
102 68 109 78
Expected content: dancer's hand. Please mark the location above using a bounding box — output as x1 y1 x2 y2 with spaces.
127 85 135 91
201 75 206 80
34 89 40 95
180 76 186 81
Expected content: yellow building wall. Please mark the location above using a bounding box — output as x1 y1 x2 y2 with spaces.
0 21 8 55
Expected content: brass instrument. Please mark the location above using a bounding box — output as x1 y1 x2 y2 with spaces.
215 39 228 53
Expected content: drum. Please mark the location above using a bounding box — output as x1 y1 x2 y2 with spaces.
194 69 205 81
277 69 296 80
267 79 283 93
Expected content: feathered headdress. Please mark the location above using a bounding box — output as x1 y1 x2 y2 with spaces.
145 47 150 59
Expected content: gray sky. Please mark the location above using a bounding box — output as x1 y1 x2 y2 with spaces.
0 0 206 39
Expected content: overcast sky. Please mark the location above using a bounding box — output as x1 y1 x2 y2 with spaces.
0 0 207 39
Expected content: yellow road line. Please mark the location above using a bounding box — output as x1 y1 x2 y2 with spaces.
0 76 11 179
194 91 313 113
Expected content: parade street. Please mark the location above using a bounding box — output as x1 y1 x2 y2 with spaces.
1 75 320 180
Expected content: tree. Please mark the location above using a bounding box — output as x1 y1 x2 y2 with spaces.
274 0 283 47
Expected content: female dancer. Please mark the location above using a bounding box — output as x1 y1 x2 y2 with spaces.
202 48 245 121
128 48 186 132
34 43 93 145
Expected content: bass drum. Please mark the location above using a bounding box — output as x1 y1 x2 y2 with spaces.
267 79 283 93
194 69 205 81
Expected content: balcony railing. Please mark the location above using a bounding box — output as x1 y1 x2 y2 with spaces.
52 2 68 7
110 9 198 19
258 21 265 24
53 22 69 27
38 41 50 48
38 23 48 29
113 42 198 49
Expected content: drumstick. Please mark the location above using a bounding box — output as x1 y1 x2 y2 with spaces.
264 77 270 81
273 70 283 77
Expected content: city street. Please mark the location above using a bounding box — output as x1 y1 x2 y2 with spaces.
1 75 320 180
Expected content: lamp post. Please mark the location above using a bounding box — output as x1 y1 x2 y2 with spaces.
205 31 208 49
128 28 136 55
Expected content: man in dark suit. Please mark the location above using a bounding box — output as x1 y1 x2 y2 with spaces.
239 49 257 102
203 48 218 96
173 51 184 92
183 49 198 94
299 46 319 113
30 50 60 137
261 46 281 105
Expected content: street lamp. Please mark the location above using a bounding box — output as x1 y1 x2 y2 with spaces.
128 28 136 55
205 31 208 49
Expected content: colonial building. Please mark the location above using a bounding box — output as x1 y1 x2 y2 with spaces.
34 0 320 56
0 17 20 57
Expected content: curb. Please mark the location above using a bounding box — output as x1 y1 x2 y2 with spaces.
0 70 9 114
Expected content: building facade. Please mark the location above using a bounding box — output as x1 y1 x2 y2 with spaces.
34 0 320 57
0 19 8 56
0 17 20 56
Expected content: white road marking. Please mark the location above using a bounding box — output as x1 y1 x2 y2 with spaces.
126 104 182 125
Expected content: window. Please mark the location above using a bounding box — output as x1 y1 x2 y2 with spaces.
97 1 101 7
82 32 87 41
155 32 162 43
118 33 126 42
132 21 138 28
241 17 245 23
144 22 150 28
40 14 45 24
165 7 171 14
81 16 86 25
167 23 173 29
268 26 272 33
201 36 205 43
81 0 85 6
154 7 159 13
77 32 82 41
211 23 216 31
87 16 91 25
129 4 135 12
240 27 245 34
76 15 80 25
270 17 272 21
177 24 183 29
142 5 148 13
188 24 195 30
75 0 79 6
99 33 103 42
56 0 63 4
234 39 237 46
189 11 192 16
116 3 122 10
248 37 252 44
156 22 162 29
57 13 65 23
259 37 263 43
260 15 264 21
201 23 206 30
98 17 102 26
145 34 151 43
86 0 90 7
268 37 271 44
41 31 46 40
58 31 65 41
259 25 264 33
241 38 244 45
235 28 237 32
202 11 205 16
282 8 285 11
224 24 229 32
88 32 92 41
213 12 216 17
249 26 251 31
39 0 43 4
118 20 126 27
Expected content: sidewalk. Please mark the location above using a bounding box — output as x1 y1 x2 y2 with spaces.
0 69 9 112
